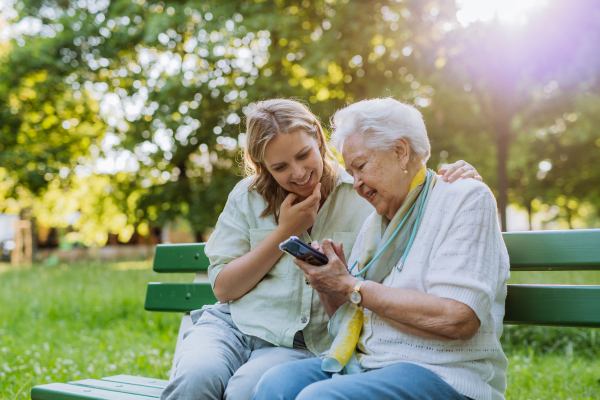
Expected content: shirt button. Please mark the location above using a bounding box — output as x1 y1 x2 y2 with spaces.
301 317 308 323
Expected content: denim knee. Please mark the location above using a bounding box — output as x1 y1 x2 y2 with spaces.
296 380 339 400
161 358 232 400
253 364 287 400
253 358 327 400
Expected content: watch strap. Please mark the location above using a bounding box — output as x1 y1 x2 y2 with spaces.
353 280 365 293
350 280 365 305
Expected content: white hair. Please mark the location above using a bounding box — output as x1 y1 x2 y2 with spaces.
330 98 431 165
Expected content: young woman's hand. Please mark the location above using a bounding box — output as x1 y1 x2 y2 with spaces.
438 160 482 183
278 182 321 237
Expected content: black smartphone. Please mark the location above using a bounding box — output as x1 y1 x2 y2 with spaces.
279 236 329 266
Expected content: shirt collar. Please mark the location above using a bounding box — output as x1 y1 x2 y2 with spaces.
337 164 354 186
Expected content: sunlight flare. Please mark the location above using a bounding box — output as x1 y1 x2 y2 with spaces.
456 0 547 25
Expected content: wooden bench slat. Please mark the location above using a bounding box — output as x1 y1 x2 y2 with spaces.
101 376 168 389
503 229 600 271
31 383 156 400
145 283 600 328
150 230 600 274
69 380 161 397
505 284 600 327
152 243 209 273
144 283 217 312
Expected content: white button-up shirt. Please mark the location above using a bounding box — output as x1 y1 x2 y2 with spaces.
205 167 373 355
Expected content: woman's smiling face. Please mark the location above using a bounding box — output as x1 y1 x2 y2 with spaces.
342 133 412 220
263 130 324 199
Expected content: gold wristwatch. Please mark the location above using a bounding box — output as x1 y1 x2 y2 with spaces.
349 280 365 305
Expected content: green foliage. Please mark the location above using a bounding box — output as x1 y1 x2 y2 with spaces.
0 34 106 198
0 0 599 239
437 0 600 229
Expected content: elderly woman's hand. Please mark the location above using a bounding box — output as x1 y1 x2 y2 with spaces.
438 160 482 183
294 239 358 315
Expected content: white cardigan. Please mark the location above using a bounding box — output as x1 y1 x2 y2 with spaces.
349 178 510 400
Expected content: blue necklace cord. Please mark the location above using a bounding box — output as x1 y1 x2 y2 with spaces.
350 171 431 278
396 170 431 272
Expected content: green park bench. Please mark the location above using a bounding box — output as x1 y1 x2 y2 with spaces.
31 229 600 399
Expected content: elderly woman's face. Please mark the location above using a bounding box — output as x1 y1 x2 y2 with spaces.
343 134 411 220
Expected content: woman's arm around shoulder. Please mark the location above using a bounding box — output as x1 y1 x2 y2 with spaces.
438 160 482 183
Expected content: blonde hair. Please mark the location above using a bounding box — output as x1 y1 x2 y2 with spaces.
244 99 339 222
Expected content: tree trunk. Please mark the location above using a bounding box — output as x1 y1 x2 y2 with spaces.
526 199 533 231
474 71 513 232
493 115 511 232
567 207 574 229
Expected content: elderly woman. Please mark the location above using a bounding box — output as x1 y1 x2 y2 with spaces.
253 98 510 400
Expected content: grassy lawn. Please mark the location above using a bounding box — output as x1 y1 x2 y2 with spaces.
1 262 600 399
0 261 193 399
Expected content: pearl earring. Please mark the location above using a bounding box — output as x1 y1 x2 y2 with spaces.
404 170 408 174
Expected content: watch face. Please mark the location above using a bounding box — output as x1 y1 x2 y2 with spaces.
350 291 362 304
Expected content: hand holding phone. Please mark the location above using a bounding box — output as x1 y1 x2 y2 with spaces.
279 236 329 266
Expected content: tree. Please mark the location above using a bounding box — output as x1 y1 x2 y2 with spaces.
1 0 599 245
1 0 455 241
441 0 600 230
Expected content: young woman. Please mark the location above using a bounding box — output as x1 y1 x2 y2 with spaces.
159 99 481 400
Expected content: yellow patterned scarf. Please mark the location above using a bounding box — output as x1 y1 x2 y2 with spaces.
322 167 436 374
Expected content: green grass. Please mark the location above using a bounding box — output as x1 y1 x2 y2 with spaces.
1 262 600 399
0 261 193 400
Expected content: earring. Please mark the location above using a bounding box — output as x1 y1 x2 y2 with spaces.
404 170 408 174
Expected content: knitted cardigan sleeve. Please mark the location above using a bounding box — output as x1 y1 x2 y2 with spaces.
426 182 504 324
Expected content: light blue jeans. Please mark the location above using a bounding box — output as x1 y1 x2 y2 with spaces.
253 357 471 400
160 303 314 400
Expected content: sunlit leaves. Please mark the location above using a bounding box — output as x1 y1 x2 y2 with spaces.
2 0 599 241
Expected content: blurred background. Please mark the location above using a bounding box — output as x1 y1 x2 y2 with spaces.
1 1 600 397
1 0 599 265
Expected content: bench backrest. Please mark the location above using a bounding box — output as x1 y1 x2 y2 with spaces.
146 229 600 327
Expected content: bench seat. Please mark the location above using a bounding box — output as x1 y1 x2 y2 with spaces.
31 376 168 400
31 229 600 399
